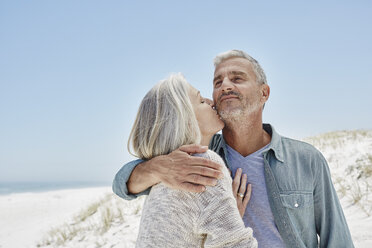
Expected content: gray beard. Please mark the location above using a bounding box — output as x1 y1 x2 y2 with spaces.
219 108 245 123
218 102 261 125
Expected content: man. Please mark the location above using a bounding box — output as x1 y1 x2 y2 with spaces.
113 50 354 247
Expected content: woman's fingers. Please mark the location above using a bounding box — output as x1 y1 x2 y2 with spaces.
242 184 252 207
239 173 247 196
232 168 242 196
232 169 252 218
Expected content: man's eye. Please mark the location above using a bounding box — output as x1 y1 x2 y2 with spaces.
214 81 222 86
233 77 242 81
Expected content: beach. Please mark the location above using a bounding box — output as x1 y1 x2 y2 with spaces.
0 187 111 248
0 185 372 247
1 130 372 248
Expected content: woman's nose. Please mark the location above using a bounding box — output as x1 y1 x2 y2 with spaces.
205 98 213 106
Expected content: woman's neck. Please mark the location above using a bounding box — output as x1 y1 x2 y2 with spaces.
200 134 213 147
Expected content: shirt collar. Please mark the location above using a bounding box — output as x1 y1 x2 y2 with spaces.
217 123 284 163
262 123 284 163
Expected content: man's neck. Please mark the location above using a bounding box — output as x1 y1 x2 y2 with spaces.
222 113 271 157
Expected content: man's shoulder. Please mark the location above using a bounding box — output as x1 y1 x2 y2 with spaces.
267 123 324 161
280 135 325 161
275 135 329 180
281 135 318 151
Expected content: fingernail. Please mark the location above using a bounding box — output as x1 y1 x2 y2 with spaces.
202 146 208 149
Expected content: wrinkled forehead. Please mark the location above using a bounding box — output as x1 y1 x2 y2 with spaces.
214 57 254 77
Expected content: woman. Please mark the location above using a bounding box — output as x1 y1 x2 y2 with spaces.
128 73 257 248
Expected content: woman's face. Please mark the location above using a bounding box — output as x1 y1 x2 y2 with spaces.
188 84 224 137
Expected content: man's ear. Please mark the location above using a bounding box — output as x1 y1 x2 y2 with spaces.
261 84 270 103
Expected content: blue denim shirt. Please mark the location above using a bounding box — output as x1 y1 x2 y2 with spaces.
112 124 354 248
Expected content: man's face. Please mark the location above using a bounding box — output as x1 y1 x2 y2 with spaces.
212 57 267 121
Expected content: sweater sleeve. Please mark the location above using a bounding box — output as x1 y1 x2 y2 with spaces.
195 150 257 248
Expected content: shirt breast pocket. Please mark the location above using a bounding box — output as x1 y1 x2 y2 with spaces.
279 192 316 242
280 192 313 209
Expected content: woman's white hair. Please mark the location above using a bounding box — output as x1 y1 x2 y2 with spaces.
213 49 267 85
128 73 201 160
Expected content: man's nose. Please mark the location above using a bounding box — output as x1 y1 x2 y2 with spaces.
221 77 234 92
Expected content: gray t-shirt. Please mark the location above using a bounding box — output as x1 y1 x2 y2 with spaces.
226 144 285 248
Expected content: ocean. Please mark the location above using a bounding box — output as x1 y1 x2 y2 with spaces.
0 181 111 195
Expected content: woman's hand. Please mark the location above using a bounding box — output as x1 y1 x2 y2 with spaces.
232 168 252 218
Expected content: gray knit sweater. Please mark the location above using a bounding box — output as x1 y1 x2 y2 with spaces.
135 150 257 248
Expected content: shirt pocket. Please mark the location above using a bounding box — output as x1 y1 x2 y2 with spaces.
279 192 316 244
280 192 313 209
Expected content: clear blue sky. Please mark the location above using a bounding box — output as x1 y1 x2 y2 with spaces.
0 1 371 183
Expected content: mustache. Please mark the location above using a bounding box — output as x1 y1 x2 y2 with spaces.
217 91 241 102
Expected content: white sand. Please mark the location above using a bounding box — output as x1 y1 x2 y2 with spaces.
0 187 111 248
1 186 371 248
0 185 371 248
342 199 372 248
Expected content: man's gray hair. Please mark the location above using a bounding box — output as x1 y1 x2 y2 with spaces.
128 73 201 160
213 50 267 85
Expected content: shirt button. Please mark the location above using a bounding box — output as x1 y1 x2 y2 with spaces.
294 203 299 208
